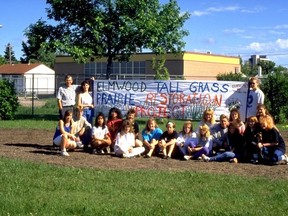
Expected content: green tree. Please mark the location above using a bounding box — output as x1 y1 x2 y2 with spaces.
258 60 275 75
28 0 190 79
241 59 258 77
0 79 19 120
4 43 18 64
21 20 56 68
273 65 288 73
261 71 288 123
0 55 6 65
152 56 169 80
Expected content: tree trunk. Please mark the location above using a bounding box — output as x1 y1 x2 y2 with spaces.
106 55 113 80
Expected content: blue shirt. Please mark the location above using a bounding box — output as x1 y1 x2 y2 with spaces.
142 127 163 142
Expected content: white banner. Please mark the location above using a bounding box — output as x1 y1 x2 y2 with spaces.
93 80 249 121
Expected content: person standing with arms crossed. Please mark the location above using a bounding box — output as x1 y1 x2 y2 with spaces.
57 75 77 119
246 77 265 119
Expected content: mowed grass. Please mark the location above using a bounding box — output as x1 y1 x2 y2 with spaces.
1 97 288 215
1 157 288 216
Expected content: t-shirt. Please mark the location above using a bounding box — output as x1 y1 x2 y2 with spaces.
160 131 178 143
92 125 110 139
73 116 92 136
114 132 135 153
142 127 163 142
247 88 265 118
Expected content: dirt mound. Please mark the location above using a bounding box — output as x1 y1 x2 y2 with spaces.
0 128 287 180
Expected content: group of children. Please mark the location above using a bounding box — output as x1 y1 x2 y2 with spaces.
53 75 287 165
52 103 287 165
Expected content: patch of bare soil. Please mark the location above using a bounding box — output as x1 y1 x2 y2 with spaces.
0 128 287 180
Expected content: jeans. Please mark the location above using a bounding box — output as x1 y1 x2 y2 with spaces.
83 108 93 125
79 127 92 146
262 147 283 163
192 147 209 159
210 151 235 162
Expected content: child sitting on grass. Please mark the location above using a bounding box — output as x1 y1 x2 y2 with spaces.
52 110 77 156
176 120 197 160
158 121 178 159
90 112 111 154
114 120 145 158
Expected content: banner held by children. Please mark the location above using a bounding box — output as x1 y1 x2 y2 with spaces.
93 80 248 121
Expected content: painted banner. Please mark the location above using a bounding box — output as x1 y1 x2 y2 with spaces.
93 80 249 121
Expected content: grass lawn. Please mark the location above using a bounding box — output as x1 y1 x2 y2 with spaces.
1 157 288 216
1 98 288 215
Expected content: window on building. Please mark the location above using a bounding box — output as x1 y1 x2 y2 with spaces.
84 61 146 78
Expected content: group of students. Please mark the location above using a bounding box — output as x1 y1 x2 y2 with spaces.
52 75 287 165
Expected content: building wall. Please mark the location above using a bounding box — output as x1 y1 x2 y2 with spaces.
183 61 240 80
54 52 240 81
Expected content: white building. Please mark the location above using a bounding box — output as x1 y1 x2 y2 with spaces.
0 63 55 95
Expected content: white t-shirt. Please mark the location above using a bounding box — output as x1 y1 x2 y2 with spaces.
114 132 135 153
92 125 110 139
246 88 265 118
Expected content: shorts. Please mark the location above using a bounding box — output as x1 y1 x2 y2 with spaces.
53 135 76 146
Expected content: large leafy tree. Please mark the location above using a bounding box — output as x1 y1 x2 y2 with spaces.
27 0 190 79
21 20 56 68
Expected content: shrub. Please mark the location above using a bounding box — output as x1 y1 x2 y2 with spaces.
0 79 19 120
261 71 288 123
217 71 248 81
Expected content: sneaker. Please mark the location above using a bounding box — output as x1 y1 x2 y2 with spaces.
201 154 210 162
251 159 259 164
162 155 169 160
183 155 192 160
76 141 84 148
230 158 238 163
60 151 70 156
96 148 104 154
92 149 97 154
105 146 111 154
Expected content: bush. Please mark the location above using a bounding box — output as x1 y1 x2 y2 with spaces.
217 72 248 81
0 79 19 120
261 71 288 123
